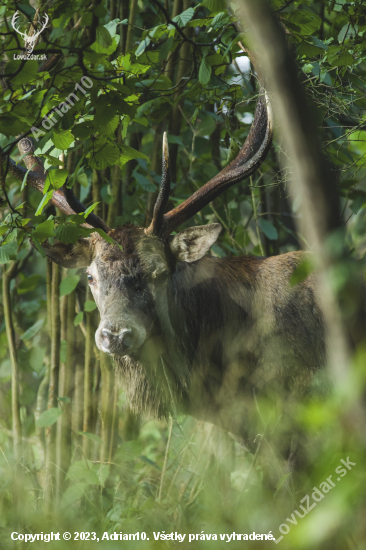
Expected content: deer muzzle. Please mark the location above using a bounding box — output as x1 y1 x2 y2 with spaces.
96 322 146 355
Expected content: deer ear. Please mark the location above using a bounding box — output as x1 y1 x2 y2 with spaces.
33 238 94 268
169 224 222 263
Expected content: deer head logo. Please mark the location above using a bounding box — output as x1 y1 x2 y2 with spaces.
12 11 49 55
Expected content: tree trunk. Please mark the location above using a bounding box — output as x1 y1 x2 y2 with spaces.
83 285 95 458
168 0 193 184
2 264 22 461
164 0 183 83
125 0 138 53
45 262 61 504
56 285 74 495
100 353 115 462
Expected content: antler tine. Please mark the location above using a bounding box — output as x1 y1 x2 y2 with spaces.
155 44 273 240
145 131 171 236
40 13 49 31
12 11 27 40
5 138 110 233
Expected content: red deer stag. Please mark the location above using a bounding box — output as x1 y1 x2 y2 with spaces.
5 53 326 455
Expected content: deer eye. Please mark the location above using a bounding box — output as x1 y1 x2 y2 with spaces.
133 281 144 292
86 273 94 284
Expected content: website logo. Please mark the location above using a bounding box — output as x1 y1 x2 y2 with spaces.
12 10 49 55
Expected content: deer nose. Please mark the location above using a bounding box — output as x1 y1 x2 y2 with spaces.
101 328 133 353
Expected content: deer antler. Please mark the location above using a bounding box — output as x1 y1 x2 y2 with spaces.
146 44 273 240
146 132 171 236
30 12 49 43
11 11 28 41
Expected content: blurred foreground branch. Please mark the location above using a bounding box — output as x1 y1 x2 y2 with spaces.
235 0 365 432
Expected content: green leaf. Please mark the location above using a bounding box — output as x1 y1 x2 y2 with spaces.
285 10 322 36
0 241 18 264
78 431 102 444
3 228 17 244
96 26 113 48
21 165 36 192
202 0 227 12
52 130 74 150
84 202 100 218
35 190 53 216
60 275 80 297
73 121 94 140
88 143 121 170
104 19 122 37
36 407 62 428
338 24 357 43
97 464 110 488
211 12 228 27
136 37 151 56
17 274 41 295
33 220 54 243
54 223 88 244
0 225 8 237
18 3 36 17
227 139 240 164
31 236 46 258
137 75 172 90
116 440 143 461
29 346 45 372
74 312 83 326
66 460 101 485
99 116 120 137
59 396 70 403
134 172 156 192
92 228 115 244
61 482 88 508
119 146 150 166
330 51 353 67
5 60 38 85
334 0 346 10
258 219 278 241
84 300 97 312
0 114 24 138
158 36 175 62
44 169 69 192
290 257 314 286
77 172 89 187
297 41 324 58
21 319 45 341
167 134 184 147
199 57 212 86
91 35 120 55
276 473 291 491
172 7 195 27
196 115 216 137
